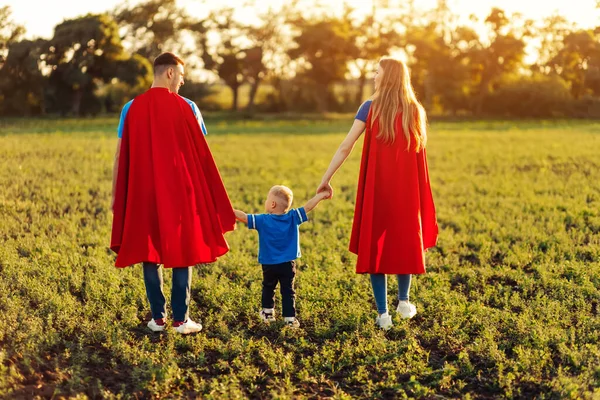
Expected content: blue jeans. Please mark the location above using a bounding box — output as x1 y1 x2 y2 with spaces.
143 262 191 322
261 261 297 317
369 274 412 314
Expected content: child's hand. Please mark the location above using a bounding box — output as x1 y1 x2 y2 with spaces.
317 191 330 200
234 209 248 224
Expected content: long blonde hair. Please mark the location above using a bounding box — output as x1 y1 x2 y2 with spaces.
370 57 427 151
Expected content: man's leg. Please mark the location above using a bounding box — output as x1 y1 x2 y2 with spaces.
142 262 167 320
171 266 192 323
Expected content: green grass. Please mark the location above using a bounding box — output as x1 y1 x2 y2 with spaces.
0 117 599 399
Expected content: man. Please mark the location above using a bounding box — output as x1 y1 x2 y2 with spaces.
111 52 236 334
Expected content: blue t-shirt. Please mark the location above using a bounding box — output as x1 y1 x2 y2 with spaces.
355 100 372 122
117 96 207 138
247 208 309 265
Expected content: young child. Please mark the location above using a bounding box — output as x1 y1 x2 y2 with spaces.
234 185 329 328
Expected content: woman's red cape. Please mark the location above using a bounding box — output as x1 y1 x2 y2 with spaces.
350 110 438 274
110 88 235 268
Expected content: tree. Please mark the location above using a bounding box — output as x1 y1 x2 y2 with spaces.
467 8 531 114
190 8 245 111
0 39 48 115
189 7 280 112
0 6 25 69
347 9 402 106
287 14 359 111
244 2 300 112
532 14 574 74
404 3 476 114
114 0 190 60
548 29 600 98
45 14 151 115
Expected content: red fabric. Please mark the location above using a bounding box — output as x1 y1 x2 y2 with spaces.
111 88 235 268
349 110 438 275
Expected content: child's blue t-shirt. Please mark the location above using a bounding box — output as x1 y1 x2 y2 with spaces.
117 96 207 138
247 208 309 265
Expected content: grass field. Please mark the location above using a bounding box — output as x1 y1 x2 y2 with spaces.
0 117 599 399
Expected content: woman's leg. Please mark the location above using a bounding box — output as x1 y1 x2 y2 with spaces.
171 266 192 323
396 274 412 301
369 274 388 315
142 262 167 320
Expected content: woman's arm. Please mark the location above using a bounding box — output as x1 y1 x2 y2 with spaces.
317 119 366 198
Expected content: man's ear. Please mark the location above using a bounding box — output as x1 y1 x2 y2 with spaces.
270 200 277 209
167 67 174 79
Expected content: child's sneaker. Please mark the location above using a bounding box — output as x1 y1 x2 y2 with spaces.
147 318 166 332
284 317 300 329
396 300 417 319
260 309 276 323
173 319 203 334
376 313 393 330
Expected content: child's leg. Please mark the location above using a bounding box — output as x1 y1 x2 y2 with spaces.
396 274 412 301
369 274 388 315
261 264 278 310
279 261 297 318
171 266 192 322
143 262 167 320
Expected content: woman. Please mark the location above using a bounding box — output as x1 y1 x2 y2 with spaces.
317 57 438 330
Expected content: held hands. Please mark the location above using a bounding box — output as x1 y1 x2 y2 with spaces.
316 181 333 199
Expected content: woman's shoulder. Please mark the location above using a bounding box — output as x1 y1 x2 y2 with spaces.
355 100 373 122
360 99 373 109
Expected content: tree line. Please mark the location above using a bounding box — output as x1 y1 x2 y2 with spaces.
1 0 599 117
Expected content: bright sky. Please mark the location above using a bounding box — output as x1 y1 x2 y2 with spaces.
7 0 599 40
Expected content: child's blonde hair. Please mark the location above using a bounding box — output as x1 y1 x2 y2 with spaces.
371 57 427 151
270 185 293 212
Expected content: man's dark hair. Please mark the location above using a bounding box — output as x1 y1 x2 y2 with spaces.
153 52 185 75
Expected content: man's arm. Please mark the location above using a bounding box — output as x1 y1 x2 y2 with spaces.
234 209 248 224
111 138 121 212
303 191 329 214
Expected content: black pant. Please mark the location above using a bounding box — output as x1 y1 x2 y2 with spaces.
261 261 296 317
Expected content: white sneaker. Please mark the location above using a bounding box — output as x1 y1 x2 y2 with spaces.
396 300 417 319
173 319 203 334
260 309 276 323
284 317 300 329
376 313 393 330
147 319 166 332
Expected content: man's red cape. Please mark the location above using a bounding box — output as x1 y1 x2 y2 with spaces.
350 110 438 275
110 88 235 268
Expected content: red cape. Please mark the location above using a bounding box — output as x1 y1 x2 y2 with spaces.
349 110 438 275
110 88 235 268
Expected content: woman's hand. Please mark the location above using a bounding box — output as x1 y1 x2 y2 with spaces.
317 181 333 199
